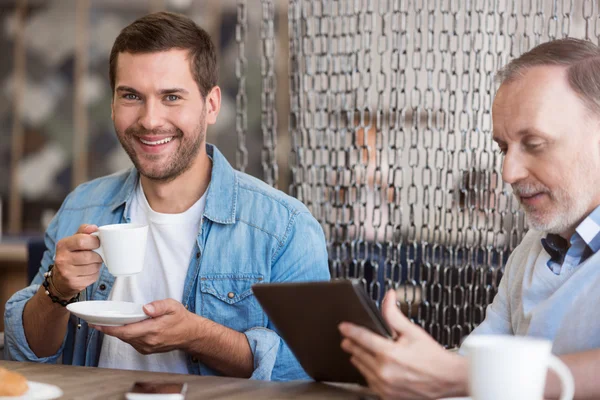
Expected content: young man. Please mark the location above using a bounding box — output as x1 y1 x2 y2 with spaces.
340 38 600 399
4 12 330 381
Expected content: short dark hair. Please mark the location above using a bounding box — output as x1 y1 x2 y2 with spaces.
109 11 218 97
496 38 600 114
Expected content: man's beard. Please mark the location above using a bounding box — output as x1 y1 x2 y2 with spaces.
512 181 590 234
116 123 205 183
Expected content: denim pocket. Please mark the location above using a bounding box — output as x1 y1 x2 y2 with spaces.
199 274 265 332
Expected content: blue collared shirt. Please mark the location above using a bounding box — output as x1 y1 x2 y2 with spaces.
542 205 600 275
4 144 330 381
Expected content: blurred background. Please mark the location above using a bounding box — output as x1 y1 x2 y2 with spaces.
0 0 291 235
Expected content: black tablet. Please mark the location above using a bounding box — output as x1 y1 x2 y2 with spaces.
252 279 393 385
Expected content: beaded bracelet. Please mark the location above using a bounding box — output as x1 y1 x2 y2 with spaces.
42 264 79 307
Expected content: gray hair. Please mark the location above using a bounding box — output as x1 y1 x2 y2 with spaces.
496 38 600 114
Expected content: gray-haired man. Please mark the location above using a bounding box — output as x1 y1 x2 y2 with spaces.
340 38 600 399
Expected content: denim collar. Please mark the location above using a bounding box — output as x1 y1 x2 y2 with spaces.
107 143 237 225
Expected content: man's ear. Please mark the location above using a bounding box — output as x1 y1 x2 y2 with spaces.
205 86 221 125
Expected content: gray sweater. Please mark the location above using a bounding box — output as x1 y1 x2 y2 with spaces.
471 229 600 355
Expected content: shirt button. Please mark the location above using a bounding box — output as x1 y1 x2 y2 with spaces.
185 304 189 310
227 292 235 299
196 251 201 259
191 356 199 363
99 284 106 291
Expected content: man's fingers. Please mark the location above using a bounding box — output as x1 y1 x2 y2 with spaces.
54 262 101 277
382 289 416 336
51 226 102 296
76 224 98 234
69 250 103 266
73 268 101 278
143 299 180 317
93 324 124 338
59 233 101 252
342 338 382 373
94 318 154 340
349 354 382 390
339 323 395 355
351 352 407 400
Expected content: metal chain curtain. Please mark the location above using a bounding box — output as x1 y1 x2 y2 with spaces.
239 0 600 347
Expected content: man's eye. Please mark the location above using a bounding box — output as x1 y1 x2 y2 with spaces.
165 95 180 102
524 142 542 151
123 93 139 100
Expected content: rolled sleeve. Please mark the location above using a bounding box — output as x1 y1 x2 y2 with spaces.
247 211 329 381
244 328 283 380
4 285 66 363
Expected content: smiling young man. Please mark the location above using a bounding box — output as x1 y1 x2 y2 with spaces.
339 38 600 399
4 12 330 380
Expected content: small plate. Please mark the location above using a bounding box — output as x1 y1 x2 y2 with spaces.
67 300 150 326
0 381 63 400
439 397 471 400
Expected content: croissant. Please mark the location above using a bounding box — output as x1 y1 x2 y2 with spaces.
0 367 28 396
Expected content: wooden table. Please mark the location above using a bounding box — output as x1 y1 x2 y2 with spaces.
0 361 377 399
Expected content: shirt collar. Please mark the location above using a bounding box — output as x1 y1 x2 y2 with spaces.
542 205 600 263
203 144 237 224
108 143 237 225
575 205 600 254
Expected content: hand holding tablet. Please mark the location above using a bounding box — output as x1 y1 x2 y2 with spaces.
252 280 392 384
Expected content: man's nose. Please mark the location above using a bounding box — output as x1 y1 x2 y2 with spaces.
501 149 529 184
137 99 165 131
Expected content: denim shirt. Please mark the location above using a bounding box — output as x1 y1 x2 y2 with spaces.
4 144 330 381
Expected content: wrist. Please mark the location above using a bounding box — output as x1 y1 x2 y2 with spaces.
42 265 79 307
49 278 70 300
182 312 206 354
49 267 78 299
441 353 469 397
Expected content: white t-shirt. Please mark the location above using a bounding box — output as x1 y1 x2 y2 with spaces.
98 179 206 373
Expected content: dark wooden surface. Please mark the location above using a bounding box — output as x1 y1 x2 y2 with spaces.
0 360 377 399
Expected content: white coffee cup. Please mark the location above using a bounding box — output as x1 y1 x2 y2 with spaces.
462 335 574 400
91 223 148 276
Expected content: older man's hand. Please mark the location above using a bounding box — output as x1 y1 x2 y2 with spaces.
339 290 468 400
91 298 198 355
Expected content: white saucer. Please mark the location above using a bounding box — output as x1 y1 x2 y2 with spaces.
67 300 150 326
439 397 471 400
0 381 63 400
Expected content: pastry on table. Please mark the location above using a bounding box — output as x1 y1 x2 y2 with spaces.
0 367 28 396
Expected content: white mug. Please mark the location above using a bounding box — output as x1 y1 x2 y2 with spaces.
462 335 574 400
91 223 148 276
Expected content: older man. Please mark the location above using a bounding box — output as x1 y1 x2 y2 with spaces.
340 38 600 399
